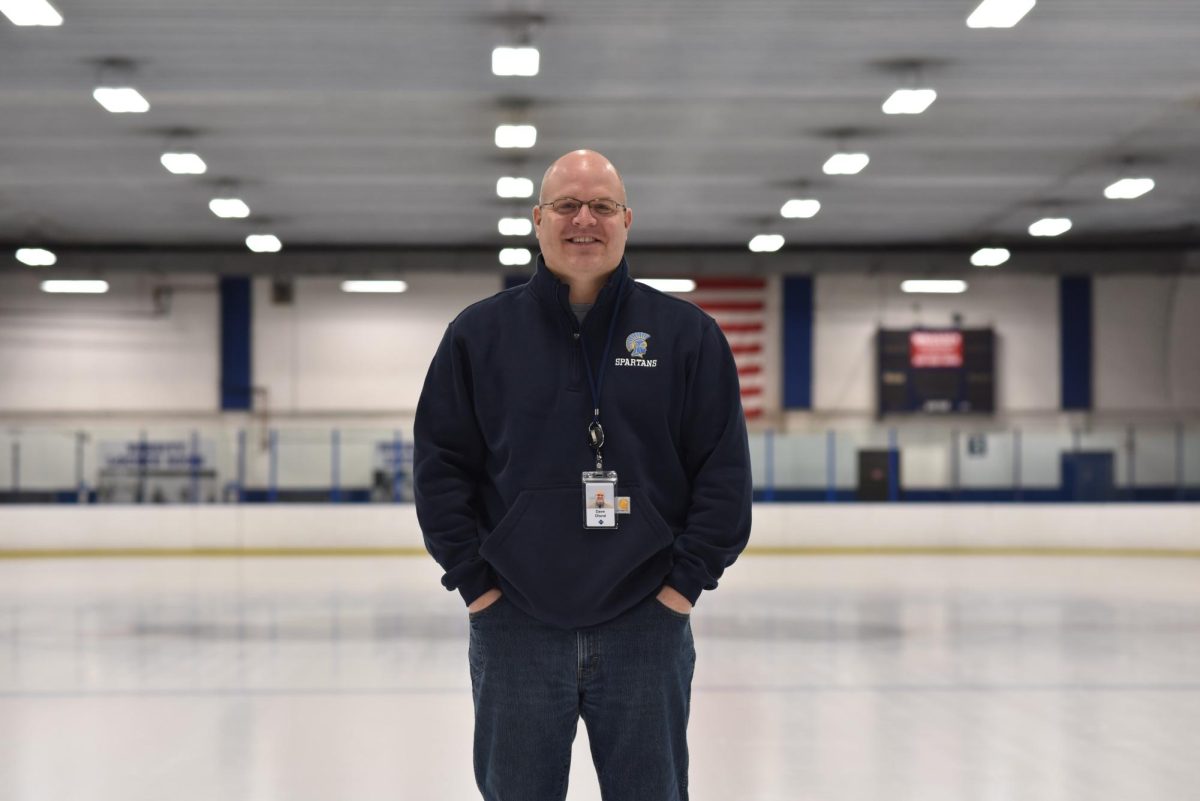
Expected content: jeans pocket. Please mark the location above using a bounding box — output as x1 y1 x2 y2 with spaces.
468 595 505 621
652 596 692 621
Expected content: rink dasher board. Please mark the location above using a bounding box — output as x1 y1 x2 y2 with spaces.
0 504 1197 555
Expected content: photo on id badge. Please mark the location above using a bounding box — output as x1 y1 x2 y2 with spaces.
583 471 618 528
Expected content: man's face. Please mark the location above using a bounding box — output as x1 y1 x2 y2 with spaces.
533 155 632 283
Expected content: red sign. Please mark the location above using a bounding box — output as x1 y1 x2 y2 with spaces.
910 331 963 368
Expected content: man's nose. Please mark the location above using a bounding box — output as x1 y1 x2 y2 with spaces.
572 205 598 225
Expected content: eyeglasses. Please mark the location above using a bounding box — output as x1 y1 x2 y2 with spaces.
538 197 627 217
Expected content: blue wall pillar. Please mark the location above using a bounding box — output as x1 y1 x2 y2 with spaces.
1060 276 1092 410
783 276 813 409
220 277 253 411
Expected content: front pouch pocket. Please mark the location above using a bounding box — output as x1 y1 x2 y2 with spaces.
479 486 673 628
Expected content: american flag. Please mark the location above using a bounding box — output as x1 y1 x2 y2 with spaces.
684 277 767 420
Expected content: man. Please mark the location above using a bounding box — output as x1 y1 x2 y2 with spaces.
414 149 751 801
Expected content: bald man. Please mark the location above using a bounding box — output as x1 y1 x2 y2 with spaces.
414 150 752 801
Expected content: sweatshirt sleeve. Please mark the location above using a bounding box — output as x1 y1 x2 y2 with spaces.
665 317 753 605
413 322 497 606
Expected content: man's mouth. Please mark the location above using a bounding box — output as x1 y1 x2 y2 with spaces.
566 237 602 245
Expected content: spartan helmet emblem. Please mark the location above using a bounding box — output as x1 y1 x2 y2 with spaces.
625 331 650 358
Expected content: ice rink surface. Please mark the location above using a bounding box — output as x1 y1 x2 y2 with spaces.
2 553 1198 801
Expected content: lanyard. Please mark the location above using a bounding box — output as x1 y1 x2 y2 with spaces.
577 274 625 470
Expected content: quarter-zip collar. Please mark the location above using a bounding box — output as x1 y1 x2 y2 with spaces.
528 254 633 324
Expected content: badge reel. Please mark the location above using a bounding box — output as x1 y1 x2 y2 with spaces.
583 420 618 529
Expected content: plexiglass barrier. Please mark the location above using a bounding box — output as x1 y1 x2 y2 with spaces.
0 423 1196 503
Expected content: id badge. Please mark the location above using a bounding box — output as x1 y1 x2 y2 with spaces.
582 470 618 529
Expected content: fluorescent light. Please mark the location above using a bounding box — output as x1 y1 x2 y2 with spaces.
0 0 63 26
901 280 968 294
92 87 150 113
492 47 540 77
823 152 870 175
16 247 56 267
971 248 1010 267
748 234 785 253
497 177 534 198
967 0 1036 28
499 248 532 266
495 124 537 149
882 88 937 115
341 280 408 293
780 199 821 219
41 280 108 294
246 235 282 253
636 279 696 293
209 198 250 218
498 217 533 236
1104 178 1155 200
160 152 207 175
1028 217 1072 237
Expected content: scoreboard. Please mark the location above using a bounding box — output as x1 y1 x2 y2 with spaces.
877 328 995 415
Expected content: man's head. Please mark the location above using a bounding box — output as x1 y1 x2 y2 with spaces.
533 149 632 283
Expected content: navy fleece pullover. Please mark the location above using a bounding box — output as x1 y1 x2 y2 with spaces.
413 256 752 630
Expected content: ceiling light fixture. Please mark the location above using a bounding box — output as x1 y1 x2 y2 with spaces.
246 235 282 253
966 0 1036 29
780 199 821 219
160 152 207 175
92 87 150 113
748 234 785 253
970 248 1010 267
1104 178 1155 200
1028 217 1072 237
16 247 56 267
499 248 532 266
497 177 534 198
901 280 968 294
209 198 250 219
635 279 697 293
0 0 63 26
492 47 539 77
41 280 109 294
822 153 870 175
498 217 533 236
495 124 537 149
882 88 938 115
341 280 408 293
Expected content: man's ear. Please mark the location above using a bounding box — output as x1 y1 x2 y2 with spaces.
532 205 542 226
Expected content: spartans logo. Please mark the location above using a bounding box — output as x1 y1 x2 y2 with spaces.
616 331 657 368
625 331 650 358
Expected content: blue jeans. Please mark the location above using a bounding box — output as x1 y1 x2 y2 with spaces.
468 592 696 801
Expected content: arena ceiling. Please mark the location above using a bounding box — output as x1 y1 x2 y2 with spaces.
1 0 1199 269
